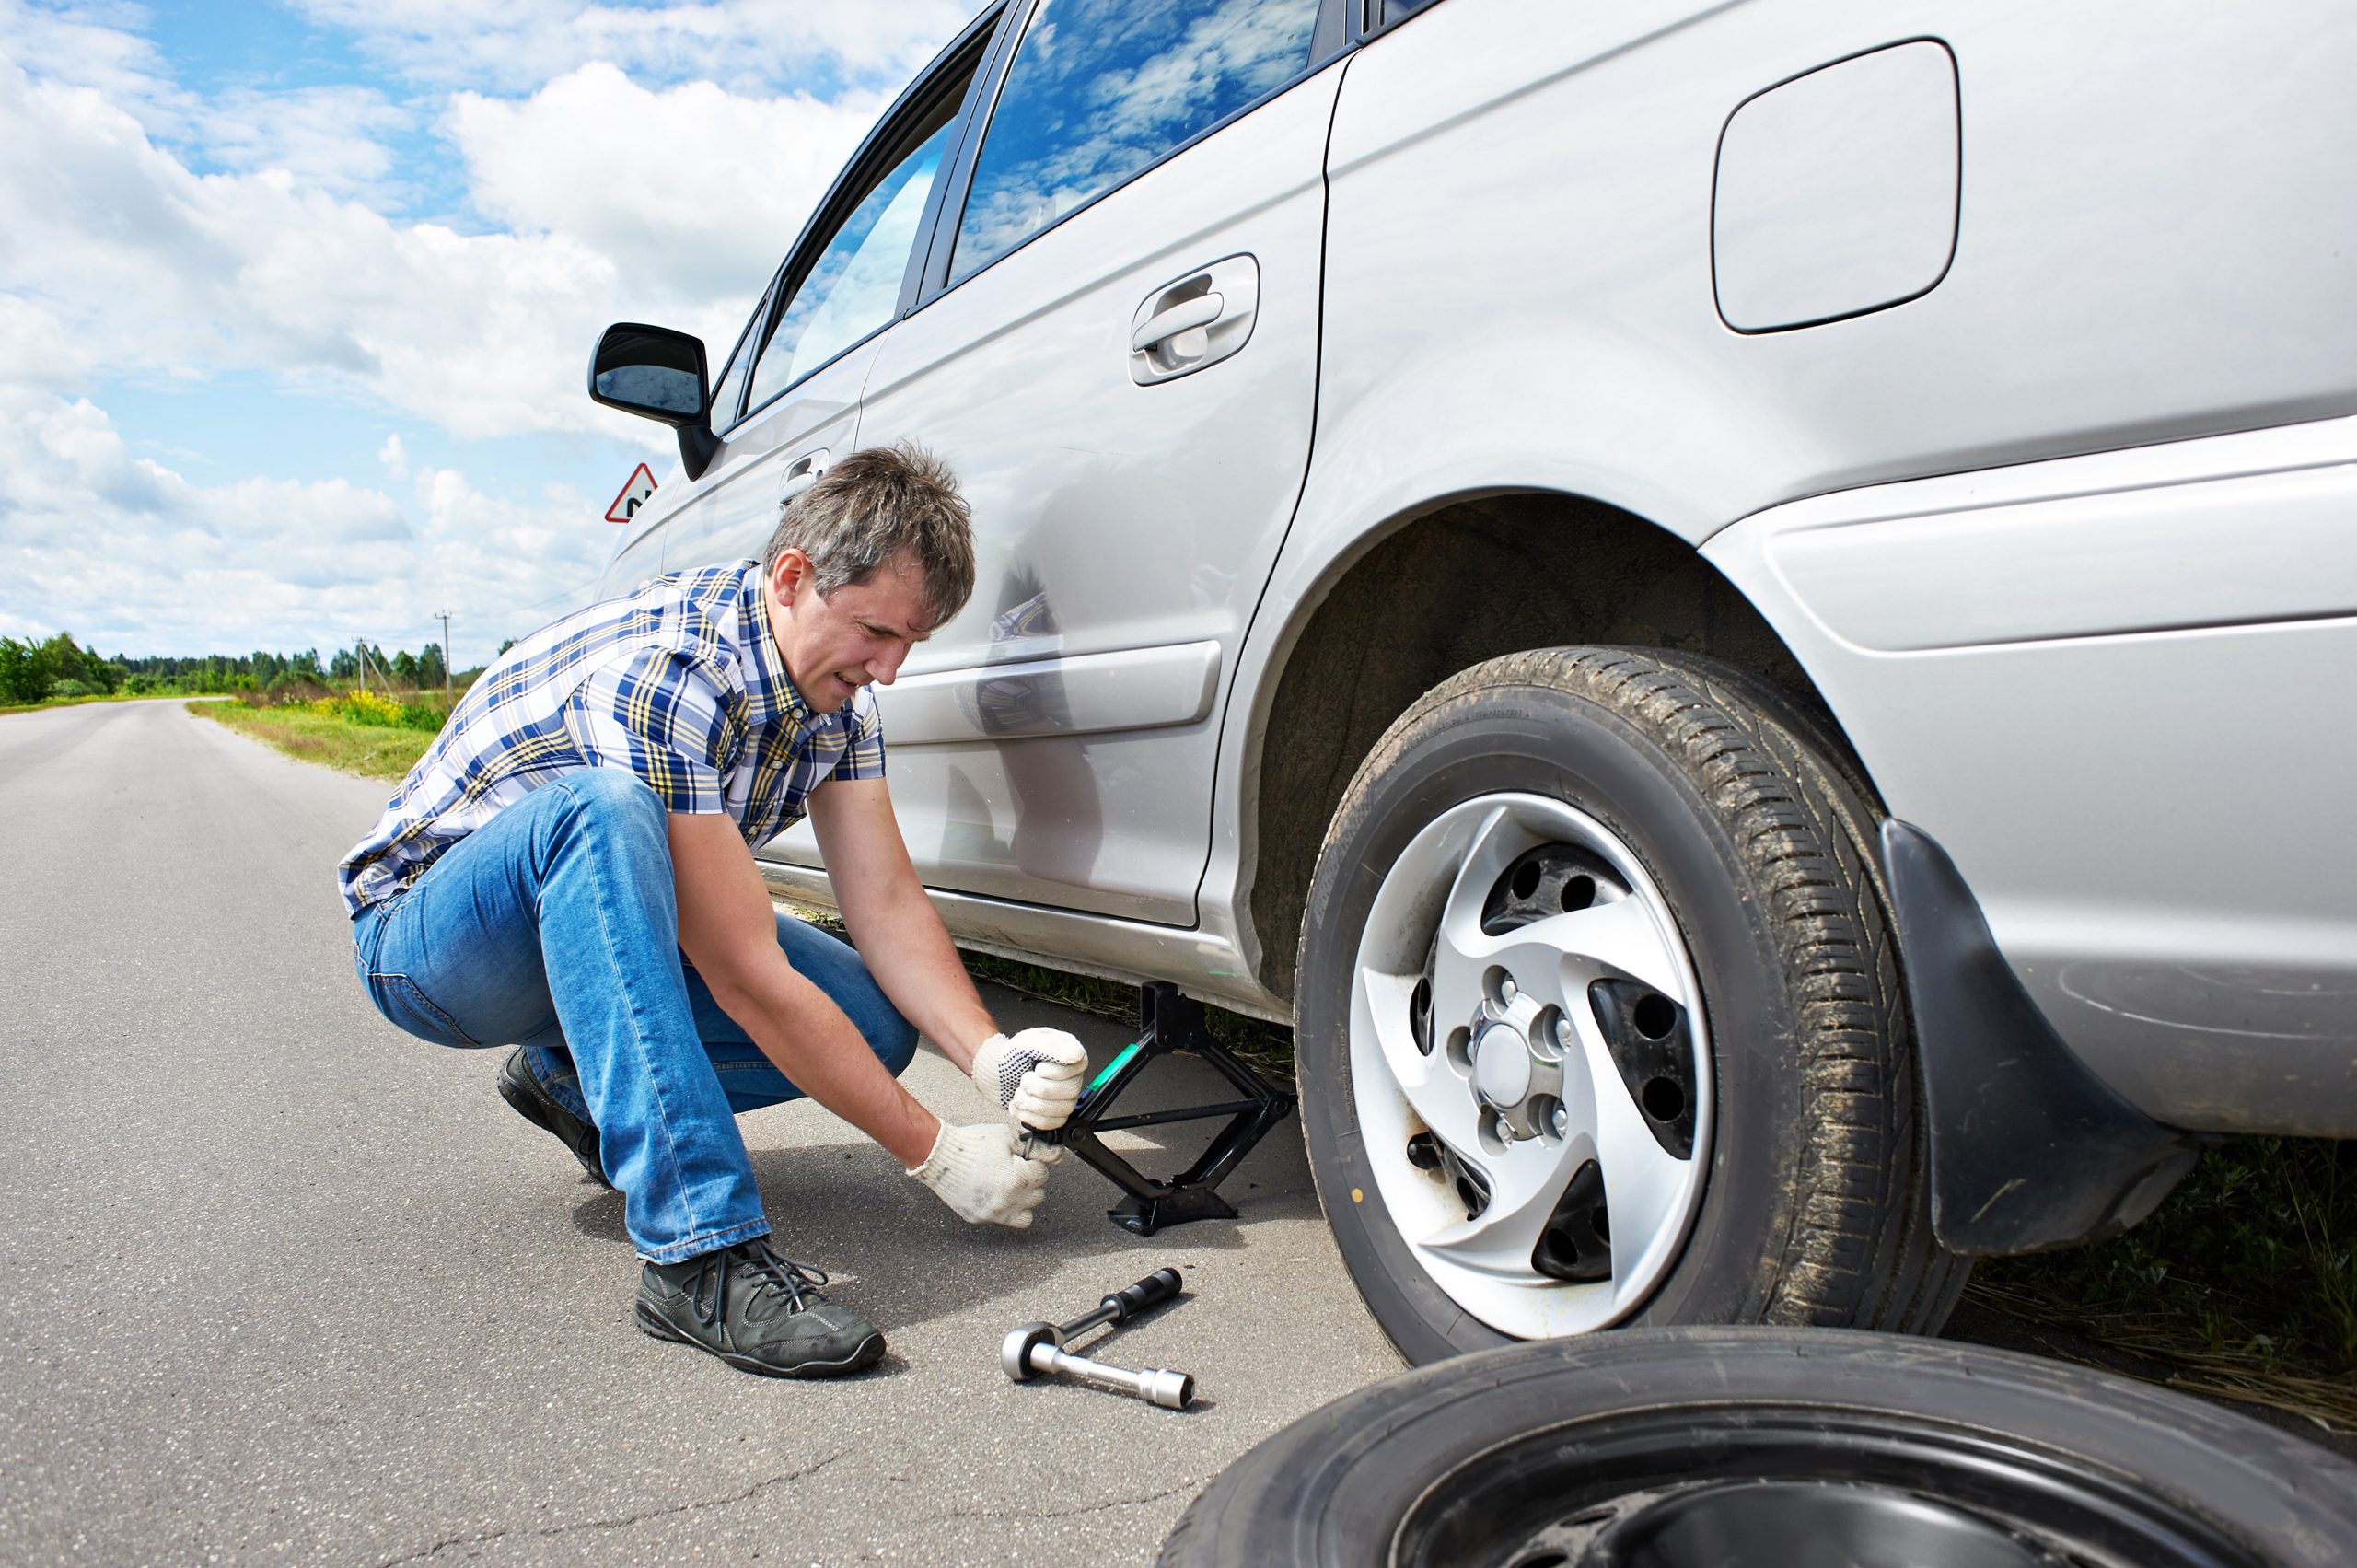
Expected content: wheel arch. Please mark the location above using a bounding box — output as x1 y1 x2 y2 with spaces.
1237 487 1873 1006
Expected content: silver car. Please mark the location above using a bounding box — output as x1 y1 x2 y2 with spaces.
585 0 2357 1362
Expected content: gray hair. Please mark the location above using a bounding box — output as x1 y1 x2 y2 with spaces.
761 441 975 629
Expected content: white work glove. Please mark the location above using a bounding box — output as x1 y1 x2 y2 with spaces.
970 1028 1090 1132
907 1122 1056 1228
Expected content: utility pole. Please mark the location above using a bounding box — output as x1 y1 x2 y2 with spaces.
356 641 366 694
435 611 453 699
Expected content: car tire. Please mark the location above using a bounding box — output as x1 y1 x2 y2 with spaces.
1295 648 1964 1361
1156 1328 2357 1568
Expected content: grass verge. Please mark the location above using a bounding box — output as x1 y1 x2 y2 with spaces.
1 691 175 717
192 700 434 780
1969 1135 2357 1432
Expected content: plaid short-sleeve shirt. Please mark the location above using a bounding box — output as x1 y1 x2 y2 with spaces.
336 560 884 916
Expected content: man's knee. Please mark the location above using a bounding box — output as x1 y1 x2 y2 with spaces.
563 766 665 821
553 768 668 848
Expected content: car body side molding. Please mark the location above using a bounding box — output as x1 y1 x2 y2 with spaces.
1879 818 2204 1256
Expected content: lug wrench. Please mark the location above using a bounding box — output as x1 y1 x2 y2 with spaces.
1001 1267 1195 1410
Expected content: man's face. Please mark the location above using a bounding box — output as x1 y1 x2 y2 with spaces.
765 549 935 714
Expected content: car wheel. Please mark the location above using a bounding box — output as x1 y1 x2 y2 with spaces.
1295 648 1963 1361
1157 1329 2357 1568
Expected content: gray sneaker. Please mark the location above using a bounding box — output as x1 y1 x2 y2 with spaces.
635 1240 886 1378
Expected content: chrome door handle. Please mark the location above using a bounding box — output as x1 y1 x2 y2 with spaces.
783 448 830 500
1132 293 1225 353
1130 255 1260 386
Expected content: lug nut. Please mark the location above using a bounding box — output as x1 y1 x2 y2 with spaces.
1550 1104 1570 1139
1500 976 1517 1002
1554 1016 1574 1051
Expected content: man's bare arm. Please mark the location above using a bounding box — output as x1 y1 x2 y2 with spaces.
667 809 939 1167
807 776 996 1075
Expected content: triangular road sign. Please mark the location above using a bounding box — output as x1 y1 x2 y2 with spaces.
606 462 658 524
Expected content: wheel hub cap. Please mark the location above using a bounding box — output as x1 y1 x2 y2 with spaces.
1347 794 1714 1338
1471 1022 1533 1109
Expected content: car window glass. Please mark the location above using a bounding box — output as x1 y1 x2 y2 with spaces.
951 0 1321 284
746 110 958 413
706 276 774 432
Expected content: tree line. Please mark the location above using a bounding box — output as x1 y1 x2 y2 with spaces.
0 632 458 706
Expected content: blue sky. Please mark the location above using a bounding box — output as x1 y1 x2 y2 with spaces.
0 0 981 665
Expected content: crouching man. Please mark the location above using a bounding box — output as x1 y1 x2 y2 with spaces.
336 443 1086 1378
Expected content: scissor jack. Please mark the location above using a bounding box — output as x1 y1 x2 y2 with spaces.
1035 981 1295 1237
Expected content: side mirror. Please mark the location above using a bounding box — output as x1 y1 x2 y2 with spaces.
587 323 722 482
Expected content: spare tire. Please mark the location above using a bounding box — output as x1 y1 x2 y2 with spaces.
1158 1329 2357 1568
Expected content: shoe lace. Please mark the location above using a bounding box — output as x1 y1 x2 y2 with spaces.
686 1241 830 1328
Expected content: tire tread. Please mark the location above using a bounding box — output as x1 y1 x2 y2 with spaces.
1313 646 1965 1336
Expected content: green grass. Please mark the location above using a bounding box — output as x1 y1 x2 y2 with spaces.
0 691 180 717
1971 1136 2357 1429
193 700 435 780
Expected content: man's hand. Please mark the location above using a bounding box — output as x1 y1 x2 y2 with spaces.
907 1123 1056 1227
970 1028 1089 1132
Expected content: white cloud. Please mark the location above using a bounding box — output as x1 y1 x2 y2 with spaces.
0 0 173 107
0 42 911 445
0 1 985 656
0 53 653 437
0 389 613 655
0 2 412 204
0 290 87 390
285 0 982 96
447 61 882 302
193 84 414 203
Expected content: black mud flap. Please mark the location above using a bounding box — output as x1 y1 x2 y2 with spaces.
1880 819 2205 1255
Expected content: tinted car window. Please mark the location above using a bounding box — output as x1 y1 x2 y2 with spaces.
706 275 775 432
746 97 964 414
951 0 1321 284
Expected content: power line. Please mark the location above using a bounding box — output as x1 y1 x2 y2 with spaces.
509 575 604 616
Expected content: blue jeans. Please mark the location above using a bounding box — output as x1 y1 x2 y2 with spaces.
349 768 917 1262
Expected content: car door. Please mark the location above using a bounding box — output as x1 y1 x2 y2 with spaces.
650 16 1003 577
799 0 1343 925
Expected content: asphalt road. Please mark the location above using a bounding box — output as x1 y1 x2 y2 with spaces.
0 700 1400 1565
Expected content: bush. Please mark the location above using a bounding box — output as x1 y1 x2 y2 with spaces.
315 690 407 727
237 679 329 709
1976 1135 2357 1381
48 679 95 700
0 637 53 704
396 703 445 731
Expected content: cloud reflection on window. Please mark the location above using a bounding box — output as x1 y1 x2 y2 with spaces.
749 119 954 409
952 0 1319 283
